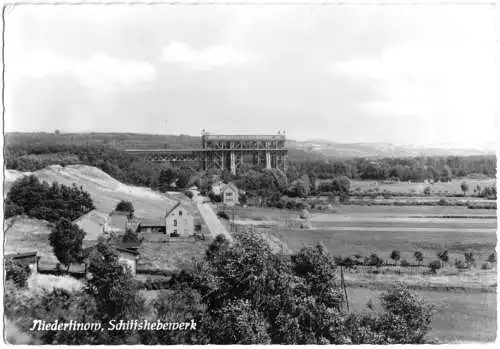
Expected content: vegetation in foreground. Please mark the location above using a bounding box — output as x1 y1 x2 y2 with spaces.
4 232 435 345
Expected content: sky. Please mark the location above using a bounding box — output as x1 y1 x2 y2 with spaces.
4 2 499 148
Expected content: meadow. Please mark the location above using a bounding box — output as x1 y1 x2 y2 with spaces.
348 177 496 195
348 287 497 343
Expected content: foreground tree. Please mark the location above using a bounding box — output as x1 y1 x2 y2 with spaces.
48 219 86 272
5 260 31 288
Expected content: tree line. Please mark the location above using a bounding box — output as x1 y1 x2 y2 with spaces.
5 144 496 189
4 231 435 344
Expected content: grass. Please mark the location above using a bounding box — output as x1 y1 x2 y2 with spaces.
348 287 497 343
348 178 496 196
138 240 211 271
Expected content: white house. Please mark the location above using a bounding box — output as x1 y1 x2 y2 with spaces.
165 201 194 237
220 182 240 206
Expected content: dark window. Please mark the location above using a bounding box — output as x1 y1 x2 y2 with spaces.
173 219 177 227
179 210 183 216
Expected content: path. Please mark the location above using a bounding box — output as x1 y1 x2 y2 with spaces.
194 194 232 242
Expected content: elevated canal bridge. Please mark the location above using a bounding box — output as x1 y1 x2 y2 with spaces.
124 131 288 175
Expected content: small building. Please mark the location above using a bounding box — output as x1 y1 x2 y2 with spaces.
83 244 140 276
165 201 194 237
108 211 130 233
220 182 240 206
115 248 140 276
73 210 109 240
5 251 39 273
137 219 166 234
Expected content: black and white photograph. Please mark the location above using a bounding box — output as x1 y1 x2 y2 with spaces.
1 0 498 345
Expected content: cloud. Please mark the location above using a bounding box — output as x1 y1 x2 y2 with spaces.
8 50 156 91
162 41 261 71
330 39 495 116
328 38 497 146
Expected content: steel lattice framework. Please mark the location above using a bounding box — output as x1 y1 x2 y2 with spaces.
124 131 288 174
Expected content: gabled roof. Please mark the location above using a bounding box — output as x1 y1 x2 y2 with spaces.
73 209 109 226
116 247 140 256
110 210 130 216
138 219 164 227
5 251 37 260
220 182 238 193
165 201 182 217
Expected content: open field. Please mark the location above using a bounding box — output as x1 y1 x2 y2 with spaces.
137 240 210 271
348 178 496 195
348 287 497 343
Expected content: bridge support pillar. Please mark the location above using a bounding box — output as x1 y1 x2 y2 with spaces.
230 152 236 175
266 151 271 169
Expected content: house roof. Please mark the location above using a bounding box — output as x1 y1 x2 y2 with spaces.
220 182 238 193
165 201 182 217
5 251 37 260
110 210 130 216
138 219 164 227
73 209 108 226
116 247 140 256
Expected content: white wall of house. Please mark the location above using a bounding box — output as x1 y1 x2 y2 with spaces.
118 253 137 276
222 187 239 206
165 205 194 236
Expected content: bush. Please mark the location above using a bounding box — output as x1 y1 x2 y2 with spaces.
428 260 441 273
5 260 31 288
400 259 410 267
481 262 493 270
183 190 194 199
487 252 496 263
217 211 230 220
437 199 448 206
365 253 384 267
454 259 468 270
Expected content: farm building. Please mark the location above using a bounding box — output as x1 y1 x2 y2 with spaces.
5 251 39 273
165 201 194 237
136 201 196 237
73 209 109 240
115 248 140 276
108 211 131 233
220 182 240 206
83 244 140 276
137 219 166 234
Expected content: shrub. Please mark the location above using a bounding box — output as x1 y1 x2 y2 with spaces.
481 262 493 270
183 190 194 199
437 199 448 206
400 259 410 267
217 211 230 220
5 260 31 288
423 186 431 195
454 259 468 270
365 253 384 267
428 260 441 273
487 252 496 263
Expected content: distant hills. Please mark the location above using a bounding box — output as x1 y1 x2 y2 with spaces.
5 132 496 160
287 139 497 159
